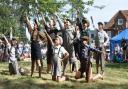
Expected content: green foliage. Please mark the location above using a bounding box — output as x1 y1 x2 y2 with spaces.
62 0 94 20
38 0 65 14
0 0 94 41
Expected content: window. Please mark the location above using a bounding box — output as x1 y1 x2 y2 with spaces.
118 19 123 25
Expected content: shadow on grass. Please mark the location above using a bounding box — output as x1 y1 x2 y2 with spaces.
0 70 9 75
0 62 128 89
0 78 128 89
0 78 73 89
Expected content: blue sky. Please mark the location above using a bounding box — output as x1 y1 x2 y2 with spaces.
31 0 128 30
85 0 128 29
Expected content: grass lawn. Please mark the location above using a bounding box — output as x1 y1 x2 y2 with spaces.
0 60 128 89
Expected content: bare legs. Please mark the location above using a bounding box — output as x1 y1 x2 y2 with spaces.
47 64 52 73
31 59 42 78
75 66 93 83
52 76 67 82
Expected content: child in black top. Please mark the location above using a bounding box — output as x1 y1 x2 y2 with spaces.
75 36 102 82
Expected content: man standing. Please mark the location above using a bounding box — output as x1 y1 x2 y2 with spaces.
95 22 109 75
56 14 78 74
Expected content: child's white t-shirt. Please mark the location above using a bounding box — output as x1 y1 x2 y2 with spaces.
8 44 16 62
53 45 67 59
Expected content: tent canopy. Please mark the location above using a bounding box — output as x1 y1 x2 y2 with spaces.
110 28 128 60
111 28 128 42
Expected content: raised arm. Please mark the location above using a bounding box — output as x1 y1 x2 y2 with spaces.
2 34 10 46
76 10 84 30
76 18 82 31
41 13 47 27
88 45 102 53
44 31 54 45
24 15 33 34
54 14 64 30
41 13 51 32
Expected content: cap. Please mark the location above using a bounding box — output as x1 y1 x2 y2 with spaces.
98 22 103 25
81 36 89 41
53 35 63 45
82 18 90 27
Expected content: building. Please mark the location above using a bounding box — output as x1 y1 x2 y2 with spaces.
88 29 97 48
89 30 97 42
104 10 128 37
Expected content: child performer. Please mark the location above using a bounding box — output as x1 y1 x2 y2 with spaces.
3 34 20 75
44 31 69 82
75 36 102 82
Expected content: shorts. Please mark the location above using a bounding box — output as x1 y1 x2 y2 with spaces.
52 55 62 77
79 59 92 74
31 41 42 60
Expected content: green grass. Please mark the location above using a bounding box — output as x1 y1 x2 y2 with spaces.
0 61 128 89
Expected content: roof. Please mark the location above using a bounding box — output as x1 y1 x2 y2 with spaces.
121 10 128 19
104 10 128 29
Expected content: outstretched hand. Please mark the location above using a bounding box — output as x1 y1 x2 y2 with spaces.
53 12 58 18
40 12 45 18
1 34 4 37
24 13 29 21
54 12 58 16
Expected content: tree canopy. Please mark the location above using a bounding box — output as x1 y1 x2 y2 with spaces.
0 0 95 41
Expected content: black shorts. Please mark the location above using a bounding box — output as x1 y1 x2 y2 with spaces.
47 56 52 64
31 41 42 60
79 59 92 74
46 46 53 64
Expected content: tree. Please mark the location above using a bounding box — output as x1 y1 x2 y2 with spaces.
0 0 95 41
